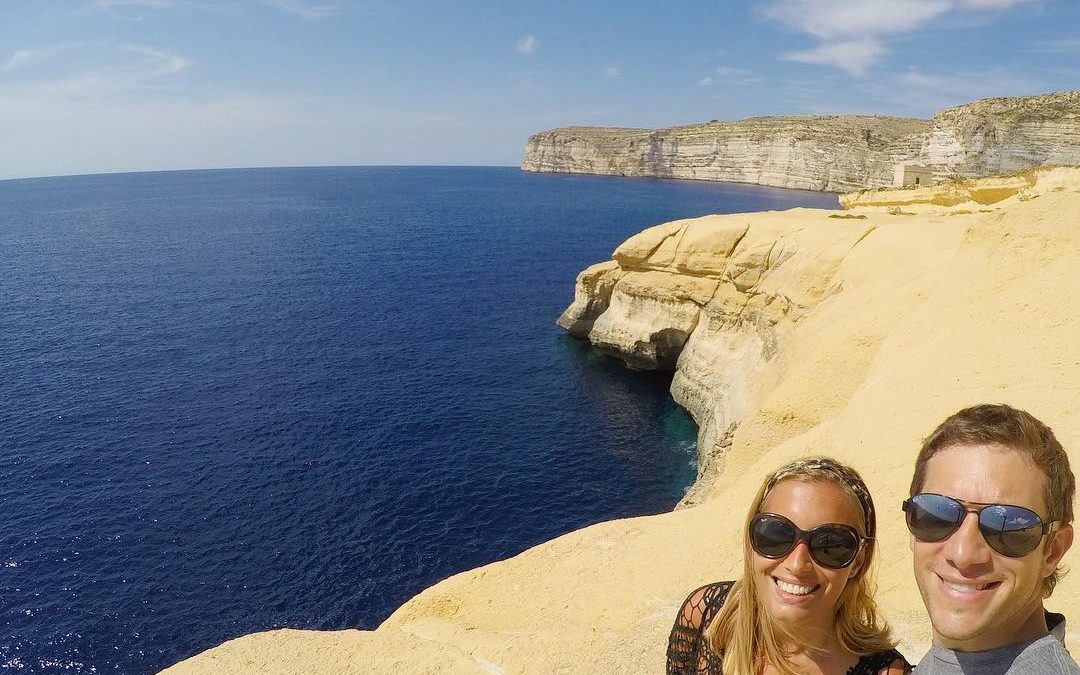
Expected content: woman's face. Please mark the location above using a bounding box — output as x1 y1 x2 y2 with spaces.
752 478 865 632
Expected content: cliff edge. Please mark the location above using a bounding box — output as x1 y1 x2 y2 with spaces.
522 90 1080 192
164 166 1080 674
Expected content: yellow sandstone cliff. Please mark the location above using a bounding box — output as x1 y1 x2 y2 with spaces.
164 166 1080 674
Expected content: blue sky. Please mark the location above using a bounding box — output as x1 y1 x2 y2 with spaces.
1 0 1078 179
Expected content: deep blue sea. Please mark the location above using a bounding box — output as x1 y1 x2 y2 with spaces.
0 166 837 673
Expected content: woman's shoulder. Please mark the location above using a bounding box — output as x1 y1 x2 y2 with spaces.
852 648 912 675
673 581 734 632
667 582 733 675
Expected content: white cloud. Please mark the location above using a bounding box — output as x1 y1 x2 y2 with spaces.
956 0 1039 8
896 70 951 89
92 0 174 8
715 66 751 77
699 65 763 88
84 0 336 19
516 35 539 55
254 0 336 20
761 0 950 41
783 39 884 77
710 65 763 84
3 44 80 72
603 66 622 78
1034 38 1080 54
5 43 189 99
895 67 1044 98
120 45 189 78
761 0 1045 77
845 67 1050 117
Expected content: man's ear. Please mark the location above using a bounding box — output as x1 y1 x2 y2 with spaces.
1043 523 1074 577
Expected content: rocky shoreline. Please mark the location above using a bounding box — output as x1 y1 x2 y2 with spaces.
555 209 877 505
523 90 1080 193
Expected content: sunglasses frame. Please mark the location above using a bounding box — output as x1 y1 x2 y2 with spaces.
902 492 1059 558
748 512 866 570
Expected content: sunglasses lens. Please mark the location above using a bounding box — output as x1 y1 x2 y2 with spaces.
906 494 963 542
906 494 1050 558
750 515 797 558
750 515 861 568
808 527 860 568
979 504 1045 557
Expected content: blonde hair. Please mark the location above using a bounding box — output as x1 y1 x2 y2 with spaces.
704 457 896 675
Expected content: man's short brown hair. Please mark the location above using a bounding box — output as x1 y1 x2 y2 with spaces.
910 403 1075 596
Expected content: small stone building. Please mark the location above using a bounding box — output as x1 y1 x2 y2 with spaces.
894 164 936 187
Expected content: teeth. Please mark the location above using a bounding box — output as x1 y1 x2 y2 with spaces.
775 579 816 596
943 580 992 593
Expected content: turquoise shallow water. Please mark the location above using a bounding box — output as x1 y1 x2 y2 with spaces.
0 166 838 673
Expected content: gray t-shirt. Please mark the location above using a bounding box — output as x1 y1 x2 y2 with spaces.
916 633 1080 674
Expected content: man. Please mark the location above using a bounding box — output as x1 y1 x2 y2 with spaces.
904 403 1079 673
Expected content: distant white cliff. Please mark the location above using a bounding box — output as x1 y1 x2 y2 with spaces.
522 90 1080 192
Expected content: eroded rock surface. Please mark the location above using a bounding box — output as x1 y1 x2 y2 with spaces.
558 211 876 502
917 90 1080 178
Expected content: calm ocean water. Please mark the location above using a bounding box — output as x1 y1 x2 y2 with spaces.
0 167 838 673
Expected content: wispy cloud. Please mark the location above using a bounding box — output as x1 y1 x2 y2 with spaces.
783 39 885 77
714 65 763 84
511 75 549 94
699 65 762 86
3 43 80 72
855 66 1050 116
715 66 750 78
84 0 336 19
92 0 174 8
516 35 539 55
762 0 950 41
120 45 189 78
1030 37 1080 54
254 0 336 20
602 65 622 78
3 43 189 99
761 0 1043 77
955 0 1039 8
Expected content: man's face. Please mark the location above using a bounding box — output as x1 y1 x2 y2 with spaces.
911 444 1073 651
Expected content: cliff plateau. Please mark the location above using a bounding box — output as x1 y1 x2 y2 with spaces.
165 166 1080 674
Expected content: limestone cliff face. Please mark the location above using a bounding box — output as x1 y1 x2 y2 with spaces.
916 90 1080 179
523 90 1080 192
558 210 876 504
564 169 1075 507
524 117 929 192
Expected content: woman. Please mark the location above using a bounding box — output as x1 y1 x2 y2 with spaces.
666 457 910 675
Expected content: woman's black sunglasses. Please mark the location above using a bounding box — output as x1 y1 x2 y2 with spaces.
749 513 864 569
902 492 1058 558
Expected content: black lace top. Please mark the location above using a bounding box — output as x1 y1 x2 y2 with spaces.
666 582 911 675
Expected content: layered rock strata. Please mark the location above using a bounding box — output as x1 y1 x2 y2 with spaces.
165 167 1080 674
523 117 930 192
557 212 877 504
523 90 1080 192
916 90 1080 179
